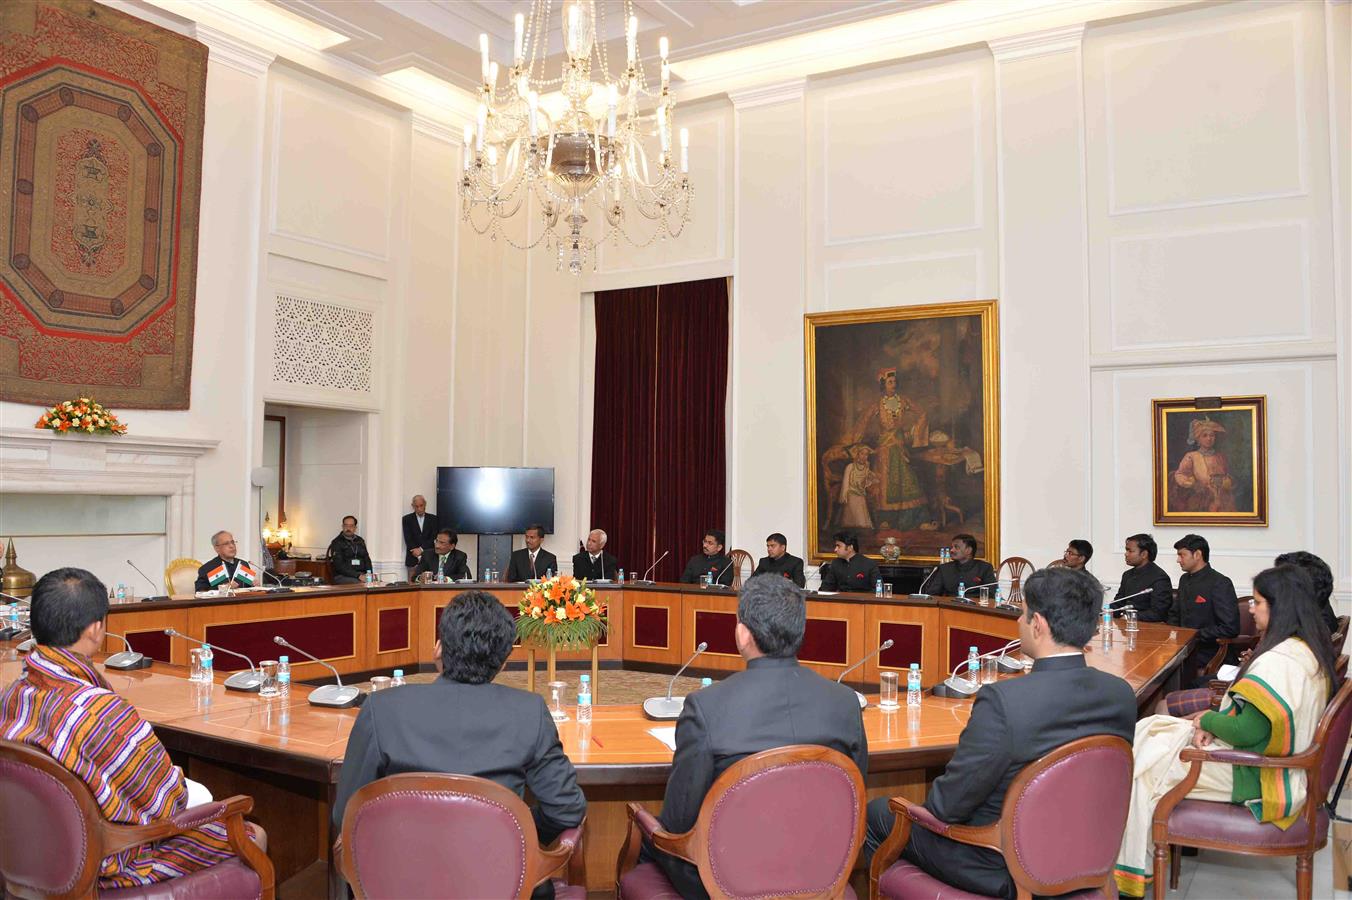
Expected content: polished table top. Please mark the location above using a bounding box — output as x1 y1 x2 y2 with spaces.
0 619 1192 786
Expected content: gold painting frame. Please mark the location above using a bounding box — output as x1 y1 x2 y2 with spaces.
805 300 1000 566
1152 395 1268 527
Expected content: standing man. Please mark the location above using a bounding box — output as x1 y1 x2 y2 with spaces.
1061 539 1093 570
194 531 259 592
818 531 880 593
1112 533 1173 620
1171 533 1240 685
865 567 1135 897
401 495 439 580
752 532 806 588
328 516 374 584
679 529 734 586
416 530 471 582
642 576 867 898
934 533 996 596
506 524 558 582
572 529 619 581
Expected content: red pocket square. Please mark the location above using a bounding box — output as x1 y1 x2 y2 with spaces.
1194 595 1207 604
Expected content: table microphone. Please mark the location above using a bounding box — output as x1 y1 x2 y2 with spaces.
1108 587 1152 612
713 558 736 587
273 636 363 708
0 591 29 640
164 628 264 691
836 638 894 708
910 565 941 599
260 569 293 594
931 639 1021 699
951 581 999 605
636 551 669 584
125 559 169 601
995 639 1025 673
643 642 708 720
104 631 152 670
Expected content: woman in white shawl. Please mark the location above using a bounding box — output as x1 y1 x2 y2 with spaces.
1114 564 1338 897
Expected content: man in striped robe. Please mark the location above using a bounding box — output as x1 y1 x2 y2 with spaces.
0 567 260 888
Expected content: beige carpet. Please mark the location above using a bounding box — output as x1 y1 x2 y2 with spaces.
355 668 710 706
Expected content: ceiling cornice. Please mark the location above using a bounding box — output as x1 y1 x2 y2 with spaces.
987 23 1085 62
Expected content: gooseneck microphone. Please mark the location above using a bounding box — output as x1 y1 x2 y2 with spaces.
164 628 263 692
638 551 669 584
1108 587 1152 611
273 636 362 708
911 565 941 599
643 642 708 720
104 631 152 670
125 560 169 601
0 591 29 641
713 558 736 586
837 638 895 709
931 639 1022 699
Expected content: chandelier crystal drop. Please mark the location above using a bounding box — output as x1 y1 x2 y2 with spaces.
459 0 693 274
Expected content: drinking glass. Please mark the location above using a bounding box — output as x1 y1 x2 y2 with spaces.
258 660 280 697
1125 608 1140 633
878 671 899 710
547 680 569 721
700 574 711 590
370 676 391 692
882 583 893 599
981 657 998 684
189 648 206 683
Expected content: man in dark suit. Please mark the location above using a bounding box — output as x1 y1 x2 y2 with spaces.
415 529 471 582
865 566 1136 899
1112 533 1173 620
644 575 868 898
401 494 439 579
818 530 879 592
752 532 806 588
194 530 259 592
679 529 734 586
1169 533 1239 685
333 591 586 899
572 529 619 581
934 532 996 596
506 524 558 582
327 516 373 584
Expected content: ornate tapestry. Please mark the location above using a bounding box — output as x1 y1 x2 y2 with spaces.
0 0 207 408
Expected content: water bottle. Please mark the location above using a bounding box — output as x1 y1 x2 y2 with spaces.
1101 604 1114 644
277 656 290 696
700 677 712 689
617 568 625 584
966 646 980 684
875 578 883 597
7 604 18 631
200 644 214 680
546 567 554 580
906 663 922 707
115 582 126 601
993 586 1003 607
577 674 592 723
957 581 966 600
391 669 406 687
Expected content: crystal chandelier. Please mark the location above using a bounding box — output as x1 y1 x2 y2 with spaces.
459 0 693 274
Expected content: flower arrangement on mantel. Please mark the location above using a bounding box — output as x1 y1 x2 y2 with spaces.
516 574 607 650
34 397 128 435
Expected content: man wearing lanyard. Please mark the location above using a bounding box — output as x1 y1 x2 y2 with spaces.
328 516 374 584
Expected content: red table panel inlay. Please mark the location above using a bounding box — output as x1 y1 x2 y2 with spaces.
947 627 1015 674
693 610 738 655
204 612 354 671
124 629 171 664
800 618 849 665
378 607 409 653
878 622 923 670
633 606 669 648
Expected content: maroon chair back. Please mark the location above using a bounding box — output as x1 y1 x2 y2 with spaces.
1237 601 1257 638
693 745 864 898
0 740 96 897
1002 735 1132 896
1316 675 1352 801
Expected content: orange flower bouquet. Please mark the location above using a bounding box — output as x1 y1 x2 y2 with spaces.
516 574 607 650
35 397 128 435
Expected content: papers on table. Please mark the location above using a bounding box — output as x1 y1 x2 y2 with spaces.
647 726 677 751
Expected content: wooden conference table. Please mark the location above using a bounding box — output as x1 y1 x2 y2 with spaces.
2 582 1196 893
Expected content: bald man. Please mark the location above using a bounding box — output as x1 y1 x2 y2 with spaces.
572 529 620 582
401 495 440 579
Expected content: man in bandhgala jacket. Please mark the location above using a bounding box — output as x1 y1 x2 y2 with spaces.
679 529 734 586
1113 533 1173 620
328 515 374 584
1169 533 1239 685
752 532 806 588
933 532 996 596
818 530 880 592
194 530 259 592
572 528 620 581
401 494 439 578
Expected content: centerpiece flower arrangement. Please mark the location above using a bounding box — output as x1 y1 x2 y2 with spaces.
34 397 128 435
516 574 607 650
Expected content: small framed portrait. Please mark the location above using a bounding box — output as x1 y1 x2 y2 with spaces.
1152 396 1267 527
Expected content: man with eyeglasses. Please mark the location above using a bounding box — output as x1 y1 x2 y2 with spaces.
194 531 259 592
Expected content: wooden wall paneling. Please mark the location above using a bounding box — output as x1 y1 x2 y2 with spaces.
365 589 418 673
684 592 742 672
797 598 867 682
185 594 367 679
862 604 941 687
939 607 1020 674
624 590 684 666
104 607 192 664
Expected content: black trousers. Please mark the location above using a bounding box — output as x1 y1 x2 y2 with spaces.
864 796 1015 900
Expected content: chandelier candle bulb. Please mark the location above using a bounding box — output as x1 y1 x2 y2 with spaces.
479 33 490 82
528 92 539 136
680 128 688 173
489 61 499 89
567 5 581 58
658 110 669 154
517 75 529 99
627 16 637 66
475 103 486 151
607 84 618 137
514 13 524 65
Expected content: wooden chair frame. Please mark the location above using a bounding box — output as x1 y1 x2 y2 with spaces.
1333 616 1349 656
615 744 865 900
336 772 585 899
995 557 1034 602
163 557 202 596
1200 596 1257 680
728 549 754 590
1151 675 1352 900
0 739 274 900
869 735 1132 900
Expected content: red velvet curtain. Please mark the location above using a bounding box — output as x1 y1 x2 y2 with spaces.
590 277 728 582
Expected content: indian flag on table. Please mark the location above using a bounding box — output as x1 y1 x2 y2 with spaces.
207 562 257 587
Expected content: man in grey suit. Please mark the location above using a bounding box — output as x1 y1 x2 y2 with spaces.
333 591 585 899
864 566 1136 899
645 575 869 898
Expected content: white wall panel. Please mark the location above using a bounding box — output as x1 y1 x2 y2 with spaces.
1104 12 1305 214
824 251 983 311
1108 221 1310 350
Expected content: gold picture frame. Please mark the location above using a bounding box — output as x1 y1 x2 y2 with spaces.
805 300 1000 566
1152 395 1268 527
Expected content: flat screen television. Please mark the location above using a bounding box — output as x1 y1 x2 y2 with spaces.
435 467 554 535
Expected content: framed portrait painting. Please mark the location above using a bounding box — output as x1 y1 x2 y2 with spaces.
1152 396 1268 527
805 300 1000 565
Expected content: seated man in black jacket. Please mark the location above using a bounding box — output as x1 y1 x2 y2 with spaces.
572 529 619 581
865 566 1136 898
1170 533 1239 686
416 529 471 582
679 529 734 586
506 524 559 582
818 530 879 592
643 575 868 898
752 532 806 588
334 592 586 899
934 532 996 596
327 515 373 584
1113 533 1173 620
